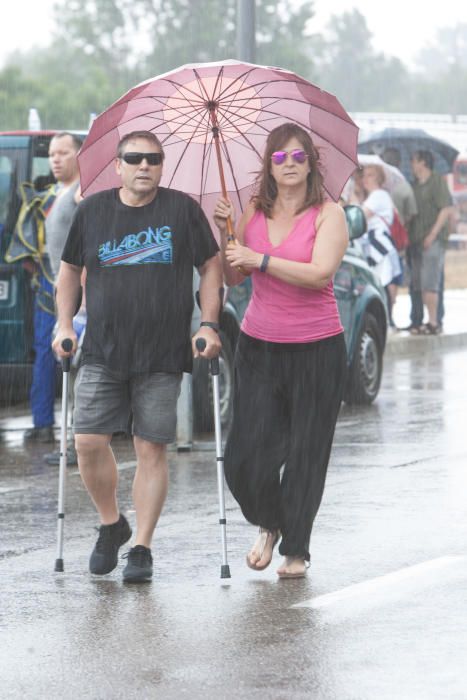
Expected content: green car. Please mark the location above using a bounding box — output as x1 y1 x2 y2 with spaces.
0 131 387 428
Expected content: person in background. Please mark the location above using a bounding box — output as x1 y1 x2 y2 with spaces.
43 132 83 465
408 150 454 334
381 147 418 228
360 164 402 327
24 132 82 444
214 123 348 579
380 147 418 329
53 130 222 583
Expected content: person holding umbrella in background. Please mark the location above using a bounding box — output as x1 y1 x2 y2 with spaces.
408 150 454 334
360 163 402 327
53 130 222 583
214 123 348 579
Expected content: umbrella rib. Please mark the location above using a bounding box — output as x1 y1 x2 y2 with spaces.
218 132 248 215
216 107 265 160
160 102 209 146
193 65 225 105
199 127 216 207
81 101 210 189
214 66 258 102
253 105 358 163
219 77 356 127
164 110 211 188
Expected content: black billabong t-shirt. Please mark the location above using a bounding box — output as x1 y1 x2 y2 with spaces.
62 187 219 375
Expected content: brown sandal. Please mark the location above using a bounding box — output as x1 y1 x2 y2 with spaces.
421 323 440 335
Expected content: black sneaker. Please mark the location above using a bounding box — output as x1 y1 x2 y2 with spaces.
89 514 132 575
122 545 153 583
24 426 55 443
44 447 78 466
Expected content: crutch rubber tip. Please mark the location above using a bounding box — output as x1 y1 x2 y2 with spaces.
220 565 231 579
54 559 64 572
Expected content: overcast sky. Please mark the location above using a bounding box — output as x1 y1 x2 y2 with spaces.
1 1 466 69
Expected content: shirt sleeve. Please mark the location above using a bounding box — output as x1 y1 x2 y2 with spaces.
61 204 84 267
365 189 394 224
186 196 220 268
434 175 453 210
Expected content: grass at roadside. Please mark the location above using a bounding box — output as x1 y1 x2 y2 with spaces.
445 248 467 289
399 247 467 292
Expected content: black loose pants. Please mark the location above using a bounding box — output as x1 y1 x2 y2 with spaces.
224 332 347 562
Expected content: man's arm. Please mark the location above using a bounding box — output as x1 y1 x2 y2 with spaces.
192 253 223 359
51 261 83 358
423 205 456 249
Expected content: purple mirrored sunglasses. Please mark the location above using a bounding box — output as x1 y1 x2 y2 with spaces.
271 149 309 165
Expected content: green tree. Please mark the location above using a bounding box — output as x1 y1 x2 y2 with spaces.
0 66 41 128
51 0 317 78
0 0 318 128
314 10 409 111
415 24 467 78
3 1 466 130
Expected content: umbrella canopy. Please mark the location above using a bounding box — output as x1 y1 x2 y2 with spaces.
358 127 459 180
78 60 359 221
357 154 407 194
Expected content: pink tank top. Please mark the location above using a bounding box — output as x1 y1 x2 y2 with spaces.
241 208 343 343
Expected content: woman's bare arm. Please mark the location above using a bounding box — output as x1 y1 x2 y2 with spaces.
224 202 349 289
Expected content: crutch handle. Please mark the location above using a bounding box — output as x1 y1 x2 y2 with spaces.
61 338 73 372
195 338 220 375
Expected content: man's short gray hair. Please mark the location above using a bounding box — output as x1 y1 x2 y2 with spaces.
117 131 165 160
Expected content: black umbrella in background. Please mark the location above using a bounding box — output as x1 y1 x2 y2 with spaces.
358 127 459 181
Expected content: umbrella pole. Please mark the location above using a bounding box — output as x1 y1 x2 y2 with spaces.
209 107 236 243
209 106 250 276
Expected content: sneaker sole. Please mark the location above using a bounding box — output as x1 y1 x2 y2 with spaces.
122 573 153 583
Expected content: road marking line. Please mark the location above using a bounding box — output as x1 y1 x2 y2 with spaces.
293 556 465 609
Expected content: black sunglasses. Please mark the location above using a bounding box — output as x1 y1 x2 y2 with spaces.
121 152 163 166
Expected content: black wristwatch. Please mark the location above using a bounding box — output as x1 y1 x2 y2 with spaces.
200 321 220 332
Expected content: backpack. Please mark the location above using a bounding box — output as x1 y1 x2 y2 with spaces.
389 208 409 251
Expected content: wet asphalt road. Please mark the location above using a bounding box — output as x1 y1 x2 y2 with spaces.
1 346 467 699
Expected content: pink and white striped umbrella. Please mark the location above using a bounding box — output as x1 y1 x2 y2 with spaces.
78 60 359 219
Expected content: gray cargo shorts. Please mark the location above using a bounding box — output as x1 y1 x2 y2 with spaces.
421 239 445 292
409 239 444 293
73 364 182 444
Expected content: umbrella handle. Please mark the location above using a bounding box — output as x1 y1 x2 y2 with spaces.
209 107 250 277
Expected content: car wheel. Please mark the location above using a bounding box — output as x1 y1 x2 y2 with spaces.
344 312 383 405
192 330 234 433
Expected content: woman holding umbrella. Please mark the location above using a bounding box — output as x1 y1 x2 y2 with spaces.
214 122 348 579
360 164 403 326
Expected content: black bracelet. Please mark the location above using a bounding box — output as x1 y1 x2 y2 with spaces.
200 321 219 332
259 254 270 273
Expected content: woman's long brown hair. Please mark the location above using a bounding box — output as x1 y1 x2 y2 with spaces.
253 123 325 218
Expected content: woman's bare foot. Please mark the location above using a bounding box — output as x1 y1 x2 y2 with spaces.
246 529 280 571
277 556 308 579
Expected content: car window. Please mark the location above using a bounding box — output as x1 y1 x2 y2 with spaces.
0 155 13 227
31 155 52 183
31 138 54 190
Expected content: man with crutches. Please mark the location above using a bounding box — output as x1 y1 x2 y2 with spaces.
52 130 222 582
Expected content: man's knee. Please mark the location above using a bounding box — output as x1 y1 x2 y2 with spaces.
75 433 111 460
133 436 167 466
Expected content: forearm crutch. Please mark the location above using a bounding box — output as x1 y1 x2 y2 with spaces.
54 338 73 572
195 337 231 579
